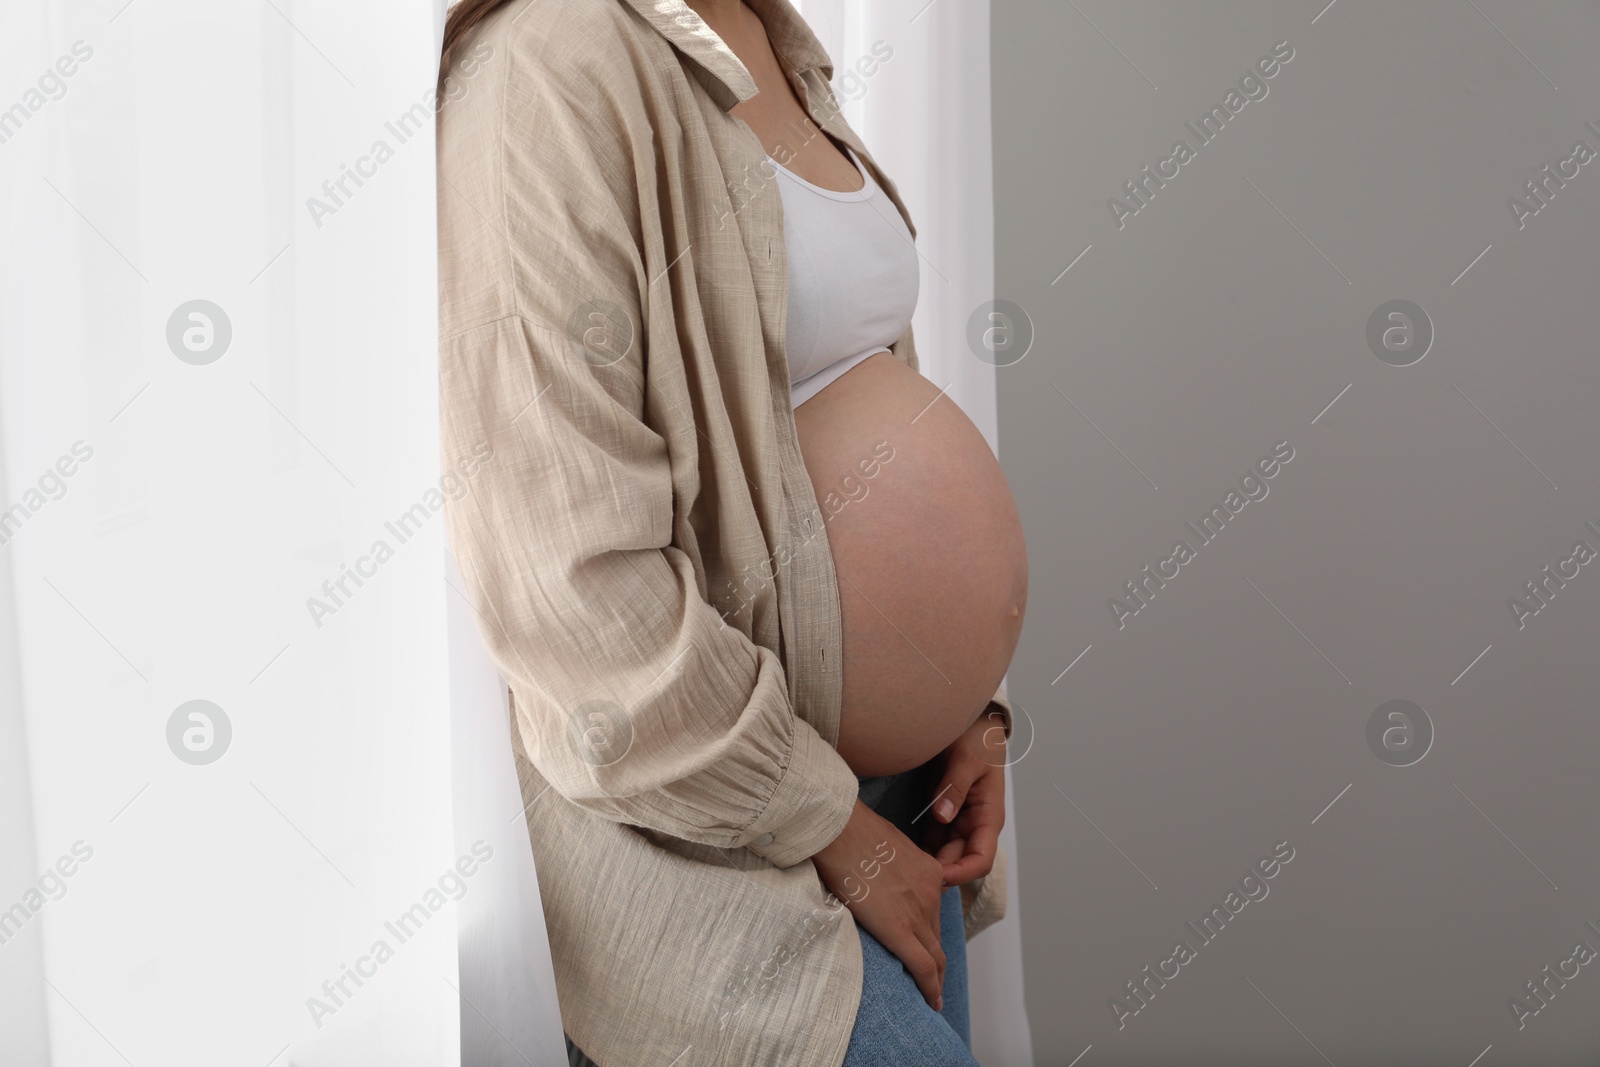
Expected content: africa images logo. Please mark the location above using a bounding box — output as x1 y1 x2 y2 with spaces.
1109 840 1297 1029
1107 441 1295 630
1107 40 1295 230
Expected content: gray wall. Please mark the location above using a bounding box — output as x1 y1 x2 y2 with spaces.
993 3 1600 1064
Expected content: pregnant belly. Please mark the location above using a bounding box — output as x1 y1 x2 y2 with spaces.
793 350 1028 777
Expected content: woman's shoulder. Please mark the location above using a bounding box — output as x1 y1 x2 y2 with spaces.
438 0 662 344
437 0 661 216
462 0 659 92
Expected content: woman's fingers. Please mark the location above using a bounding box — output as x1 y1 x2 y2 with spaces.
930 758 982 824
895 925 945 1010
914 898 947 1006
879 877 945 1008
934 836 966 870
931 780 967 824
940 820 997 885
938 764 1005 884
912 858 947 1004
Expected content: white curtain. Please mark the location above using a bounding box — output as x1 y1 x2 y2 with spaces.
798 2 1034 1063
1 2 460 1064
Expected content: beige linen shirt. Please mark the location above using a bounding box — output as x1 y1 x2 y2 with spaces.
436 1 1014 1064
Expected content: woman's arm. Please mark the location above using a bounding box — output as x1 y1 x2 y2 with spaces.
437 17 859 870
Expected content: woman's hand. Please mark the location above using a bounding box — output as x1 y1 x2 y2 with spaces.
922 707 1008 887
812 799 948 1011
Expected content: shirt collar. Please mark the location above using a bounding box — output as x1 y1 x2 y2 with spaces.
619 0 835 110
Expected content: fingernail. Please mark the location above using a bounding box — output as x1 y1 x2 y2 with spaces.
935 995 944 1011
936 798 956 821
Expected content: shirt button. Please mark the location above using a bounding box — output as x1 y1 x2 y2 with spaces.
753 832 775 847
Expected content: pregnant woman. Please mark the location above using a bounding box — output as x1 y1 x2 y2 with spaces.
436 0 1027 1064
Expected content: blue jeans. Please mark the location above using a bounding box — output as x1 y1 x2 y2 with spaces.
564 764 975 1067
841 765 978 1066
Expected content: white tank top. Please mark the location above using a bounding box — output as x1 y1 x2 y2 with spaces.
769 144 920 408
